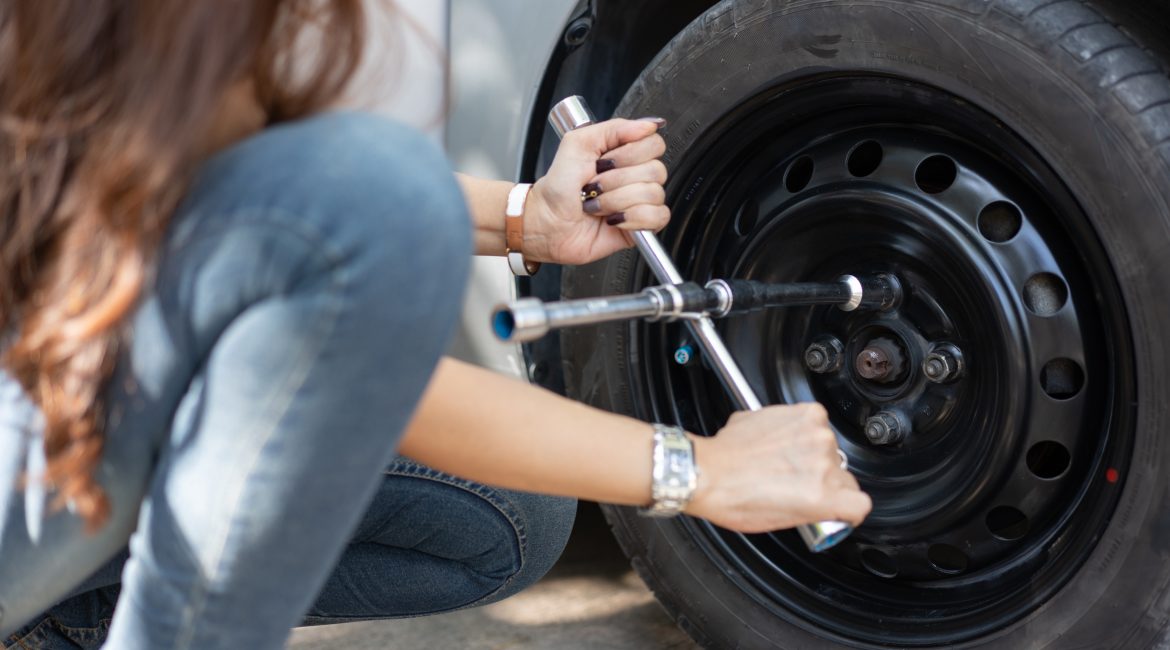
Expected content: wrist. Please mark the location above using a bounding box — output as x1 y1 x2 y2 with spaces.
522 178 555 263
683 434 715 518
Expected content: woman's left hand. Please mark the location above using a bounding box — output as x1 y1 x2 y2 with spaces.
522 117 669 266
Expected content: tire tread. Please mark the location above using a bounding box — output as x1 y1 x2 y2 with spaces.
1083 47 1160 88
1033 1 1102 30
988 0 1170 176
994 0 1060 20
603 508 716 648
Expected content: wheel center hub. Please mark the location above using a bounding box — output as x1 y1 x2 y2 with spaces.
854 336 905 383
710 130 1045 539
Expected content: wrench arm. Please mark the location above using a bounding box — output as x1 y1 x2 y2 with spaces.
547 96 852 552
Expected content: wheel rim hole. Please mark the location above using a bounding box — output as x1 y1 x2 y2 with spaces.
785 156 815 193
734 198 759 236
986 506 1029 541
978 201 1023 243
1027 441 1071 479
1040 358 1084 399
927 544 968 574
1023 273 1068 316
915 155 957 194
847 140 883 178
860 548 898 579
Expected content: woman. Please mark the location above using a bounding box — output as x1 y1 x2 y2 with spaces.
0 2 870 648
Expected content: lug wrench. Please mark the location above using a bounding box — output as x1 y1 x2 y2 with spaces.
493 275 901 343
545 96 854 552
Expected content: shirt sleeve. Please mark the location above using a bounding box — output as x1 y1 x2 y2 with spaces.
0 370 47 543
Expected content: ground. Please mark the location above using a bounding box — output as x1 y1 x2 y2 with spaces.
287 503 697 649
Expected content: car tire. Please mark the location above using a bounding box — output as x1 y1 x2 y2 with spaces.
561 1 1170 647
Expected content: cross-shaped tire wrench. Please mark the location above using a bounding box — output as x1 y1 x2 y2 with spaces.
549 96 853 552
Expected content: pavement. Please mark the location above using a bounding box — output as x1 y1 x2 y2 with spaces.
287 503 698 649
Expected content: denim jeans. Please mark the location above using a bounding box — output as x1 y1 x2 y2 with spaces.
0 113 575 649
5 459 576 649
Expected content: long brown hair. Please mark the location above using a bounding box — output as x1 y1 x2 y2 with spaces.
0 0 366 530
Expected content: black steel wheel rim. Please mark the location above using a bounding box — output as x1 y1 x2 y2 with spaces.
631 76 1134 645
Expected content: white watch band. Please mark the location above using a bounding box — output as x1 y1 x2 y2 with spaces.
640 424 698 518
504 183 540 276
507 252 538 277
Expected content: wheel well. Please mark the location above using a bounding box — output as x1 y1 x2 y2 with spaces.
520 0 1170 182
519 0 716 395
519 0 716 182
516 0 1170 396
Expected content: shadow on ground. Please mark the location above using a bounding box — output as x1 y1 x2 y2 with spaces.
288 502 698 649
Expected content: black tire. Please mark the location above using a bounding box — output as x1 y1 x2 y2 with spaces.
561 1 1170 648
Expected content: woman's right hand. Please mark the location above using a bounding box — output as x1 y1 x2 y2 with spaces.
686 404 872 533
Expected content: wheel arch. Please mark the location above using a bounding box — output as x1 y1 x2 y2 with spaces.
515 0 1169 396
518 0 718 395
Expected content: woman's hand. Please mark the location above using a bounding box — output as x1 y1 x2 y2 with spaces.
686 404 872 533
523 117 669 265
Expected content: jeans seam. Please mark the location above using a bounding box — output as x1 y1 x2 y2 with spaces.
169 209 348 650
5 614 112 649
381 462 528 605
6 617 52 649
54 617 112 646
5 612 54 650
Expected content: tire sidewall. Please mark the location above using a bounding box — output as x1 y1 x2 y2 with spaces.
571 1 1170 647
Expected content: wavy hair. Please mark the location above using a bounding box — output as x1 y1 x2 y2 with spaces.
0 0 366 530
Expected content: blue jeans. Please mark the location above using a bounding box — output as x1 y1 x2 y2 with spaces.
6 460 575 649
0 113 575 649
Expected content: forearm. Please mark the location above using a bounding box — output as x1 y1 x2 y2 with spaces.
400 358 873 532
399 357 657 507
455 173 512 257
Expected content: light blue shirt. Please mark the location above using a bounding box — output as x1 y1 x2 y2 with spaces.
0 370 47 544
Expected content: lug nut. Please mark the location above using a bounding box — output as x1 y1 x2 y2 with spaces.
864 410 908 445
804 337 844 373
923 355 949 381
923 344 963 383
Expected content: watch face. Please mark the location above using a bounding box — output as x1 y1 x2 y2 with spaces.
651 426 697 508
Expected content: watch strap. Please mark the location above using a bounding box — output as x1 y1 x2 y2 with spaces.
640 424 698 518
504 183 540 276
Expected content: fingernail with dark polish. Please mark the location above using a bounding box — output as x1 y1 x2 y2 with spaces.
582 182 602 197
606 212 627 226
637 117 668 128
583 198 602 214
596 159 617 174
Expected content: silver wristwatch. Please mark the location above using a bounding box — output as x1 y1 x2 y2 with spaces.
640 424 699 518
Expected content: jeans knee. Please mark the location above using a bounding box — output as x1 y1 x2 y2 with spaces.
415 491 573 609
182 111 472 338
281 112 472 298
485 494 576 604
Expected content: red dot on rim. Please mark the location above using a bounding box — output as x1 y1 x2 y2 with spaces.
1106 468 1119 483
